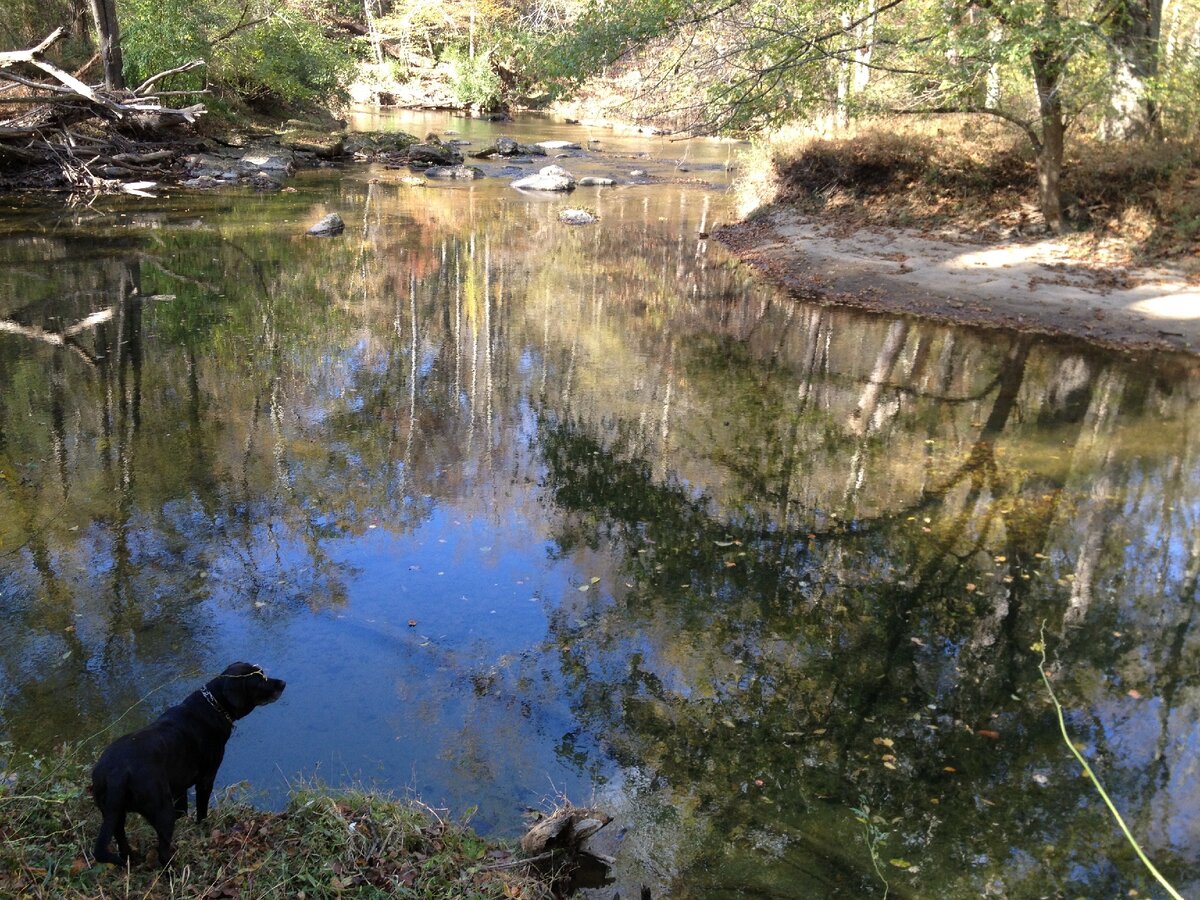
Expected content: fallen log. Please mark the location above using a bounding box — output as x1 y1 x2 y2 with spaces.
2 30 208 129
1 30 210 191
519 804 612 855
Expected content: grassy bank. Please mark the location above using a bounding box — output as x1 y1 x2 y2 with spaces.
736 119 1200 275
0 743 551 899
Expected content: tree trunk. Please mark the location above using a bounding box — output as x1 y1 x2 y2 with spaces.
1101 0 1164 139
852 0 878 94
87 0 124 90
1030 45 1067 233
835 10 853 128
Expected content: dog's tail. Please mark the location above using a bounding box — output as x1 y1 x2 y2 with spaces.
92 769 129 864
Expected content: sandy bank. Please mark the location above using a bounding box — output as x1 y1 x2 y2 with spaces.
716 208 1200 356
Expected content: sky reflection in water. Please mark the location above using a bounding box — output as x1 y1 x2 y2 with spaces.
1 115 1199 897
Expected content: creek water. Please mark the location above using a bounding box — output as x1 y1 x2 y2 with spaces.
1 111 1198 898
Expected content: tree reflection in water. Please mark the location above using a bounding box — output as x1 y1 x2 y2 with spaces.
0 168 1197 897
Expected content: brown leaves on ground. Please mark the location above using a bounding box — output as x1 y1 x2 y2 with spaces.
764 122 1200 274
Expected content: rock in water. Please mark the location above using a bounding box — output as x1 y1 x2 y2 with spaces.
512 165 576 192
558 208 597 225
578 176 616 187
425 165 485 180
307 213 345 236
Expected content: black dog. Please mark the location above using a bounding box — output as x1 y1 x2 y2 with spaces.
91 662 286 866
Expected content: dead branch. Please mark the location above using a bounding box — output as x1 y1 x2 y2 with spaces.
1 31 209 128
132 60 205 97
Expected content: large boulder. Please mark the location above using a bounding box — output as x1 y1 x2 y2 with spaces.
406 143 463 167
511 165 576 192
183 153 240 180
282 135 345 159
238 150 296 175
344 131 421 157
471 136 547 159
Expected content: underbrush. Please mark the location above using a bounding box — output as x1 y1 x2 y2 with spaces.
0 743 550 899
738 118 1200 270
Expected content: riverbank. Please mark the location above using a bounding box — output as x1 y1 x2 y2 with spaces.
716 210 1200 355
0 745 553 898
717 124 1200 355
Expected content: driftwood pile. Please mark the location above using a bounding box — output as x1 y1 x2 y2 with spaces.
0 28 206 193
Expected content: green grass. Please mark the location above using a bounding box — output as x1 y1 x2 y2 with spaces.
0 743 552 899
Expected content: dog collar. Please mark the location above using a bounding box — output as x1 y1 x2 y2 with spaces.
201 687 234 727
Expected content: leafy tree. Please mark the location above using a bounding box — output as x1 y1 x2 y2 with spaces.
118 0 355 106
534 0 1196 232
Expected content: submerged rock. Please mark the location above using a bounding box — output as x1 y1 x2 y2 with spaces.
558 208 598 225
512 165 576 192
425 165 485 180
180 175 224 189
306 213 345 236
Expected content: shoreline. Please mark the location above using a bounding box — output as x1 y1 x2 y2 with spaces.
715 207 1200 358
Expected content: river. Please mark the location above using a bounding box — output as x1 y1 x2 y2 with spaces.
1 111 1197 897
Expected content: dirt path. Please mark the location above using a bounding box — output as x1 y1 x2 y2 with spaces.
716 208 1200 356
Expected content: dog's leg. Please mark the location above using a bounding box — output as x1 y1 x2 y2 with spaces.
195 773 216 823
113 809 133 863
147 806 177 868
93 775 130 865
93 808 124 865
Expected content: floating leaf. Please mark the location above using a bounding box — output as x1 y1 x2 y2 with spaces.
873 737 895 748
590 576 601 584
977 729 1001 740
578 584 590 592
1127 689 1142 699
888 858 914 869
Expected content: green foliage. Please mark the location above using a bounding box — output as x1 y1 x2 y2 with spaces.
447 47 504 109
119 0 354 106
533 0 686 87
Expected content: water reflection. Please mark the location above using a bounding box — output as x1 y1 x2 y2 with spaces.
1 122 1198 897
